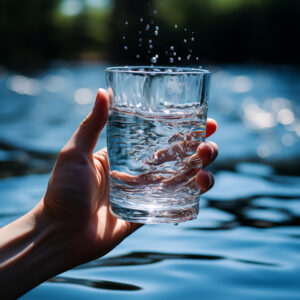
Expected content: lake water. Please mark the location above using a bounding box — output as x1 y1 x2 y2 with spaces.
0 62 299 299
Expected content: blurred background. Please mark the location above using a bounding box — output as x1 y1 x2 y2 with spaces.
0 0 300 299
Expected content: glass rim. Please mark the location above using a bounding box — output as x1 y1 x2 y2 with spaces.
105 66 210 75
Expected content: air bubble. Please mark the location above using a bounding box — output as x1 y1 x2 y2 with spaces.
149 44 153 49
187 54 191 60
149 39 152 43
138 38 143 42
169 57 174 63
125 21 128 25
122 36 125 40
196 57 199 60
154 30 158 36
155 25 159 30
178 57 181 61
138 30 142 35
174 24 178 29
153 10 157 14
151 56 157 63
165 50 168 55
124 45 128 50
136 54 140 59
145 24 150 31
191 37 195 41
183 39 187 43
173 52 176 56
184 28 187 31
170 45 174 51
140 17 144 22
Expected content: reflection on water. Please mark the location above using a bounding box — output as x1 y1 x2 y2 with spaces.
0 62 299 299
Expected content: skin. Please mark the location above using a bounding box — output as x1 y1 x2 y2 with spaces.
0 89 218 298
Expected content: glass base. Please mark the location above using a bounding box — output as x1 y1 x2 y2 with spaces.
110 202 199 224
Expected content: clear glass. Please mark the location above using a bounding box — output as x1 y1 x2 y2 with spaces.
105 66 210 224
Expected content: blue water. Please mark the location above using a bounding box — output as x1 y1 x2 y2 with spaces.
0 63 299 299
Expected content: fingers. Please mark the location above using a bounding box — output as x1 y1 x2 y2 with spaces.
68 89 109 154
197 141 218 168
196 170 215 194
205 118 217 138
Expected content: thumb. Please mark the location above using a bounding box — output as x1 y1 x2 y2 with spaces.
70 88 109 154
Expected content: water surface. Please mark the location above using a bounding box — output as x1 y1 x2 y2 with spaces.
0 63 299 299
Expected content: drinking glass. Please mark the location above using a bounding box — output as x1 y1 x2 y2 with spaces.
105 66 210 224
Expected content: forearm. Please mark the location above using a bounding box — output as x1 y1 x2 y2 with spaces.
0 204 72 299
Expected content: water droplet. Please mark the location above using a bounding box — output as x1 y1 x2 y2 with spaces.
148 39 152 43
155 25 159 30
149 44 153 49
136 54 140 59
174 24 178 29
178 57 181 61
169 57 174 63
124 45 128 50
153 10 157 14
140 17 144 22
183 39 187 43
125 21 128 25
191 37 195 41
173 52 177 56
154 30 158 36
170 45 174 51
151 56 157 63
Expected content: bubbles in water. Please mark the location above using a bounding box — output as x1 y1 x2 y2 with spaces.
147 50 151 54
148 39 152 43
138 38 143 42
124 45 128 50
187 54 191 60
191 37 195 41
174 24 178 29
165 50 168 55
183 39 187 43
154 30 158 36
189 49 193 53
153 10 157 14
169 57 174 63
178 57 181 61
184 28 187 31
145 24 150 31
149 44 153 49
155 25 159 30
136 54 140 59
122 36 125 40
196 57 199 61
151 56 157 63
173 52 177 56
125 21 128 25
138 30 142 35
140 17 144 22
170 46 174 51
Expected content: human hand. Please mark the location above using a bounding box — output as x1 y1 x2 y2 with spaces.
41 89 217 267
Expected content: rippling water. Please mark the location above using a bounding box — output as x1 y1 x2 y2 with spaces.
0 63 299 299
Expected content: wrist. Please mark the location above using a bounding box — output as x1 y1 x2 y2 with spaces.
0 202 73 298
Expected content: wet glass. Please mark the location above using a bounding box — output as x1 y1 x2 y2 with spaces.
105 66 210 224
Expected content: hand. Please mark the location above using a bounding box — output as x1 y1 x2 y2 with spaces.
41 89 218 265
0 89 218 298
